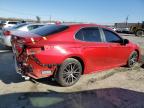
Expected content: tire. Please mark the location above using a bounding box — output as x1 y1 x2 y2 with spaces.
135 29 144 37
127 51 138 68
56 58 82 87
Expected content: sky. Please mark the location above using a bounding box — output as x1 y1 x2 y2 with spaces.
0 0 144 24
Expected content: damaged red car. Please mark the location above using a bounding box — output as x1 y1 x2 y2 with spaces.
11 24 140 86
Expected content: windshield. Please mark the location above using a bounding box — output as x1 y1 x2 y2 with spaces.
31 25 69 36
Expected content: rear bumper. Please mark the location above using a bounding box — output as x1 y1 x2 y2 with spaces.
14 56 30 80
14 55 57 79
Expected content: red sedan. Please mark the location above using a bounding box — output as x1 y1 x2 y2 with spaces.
11 24 140 86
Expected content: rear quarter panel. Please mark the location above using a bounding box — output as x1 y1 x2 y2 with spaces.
34 43 84 65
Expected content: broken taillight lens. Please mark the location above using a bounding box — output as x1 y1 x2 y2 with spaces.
3 30 11 36
26 48 43 55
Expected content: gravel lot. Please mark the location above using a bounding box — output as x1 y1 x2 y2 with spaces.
0 34 144 108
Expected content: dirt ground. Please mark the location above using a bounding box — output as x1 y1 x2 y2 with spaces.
0 34 144 108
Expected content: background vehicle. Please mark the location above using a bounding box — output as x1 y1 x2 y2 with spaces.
130 21 144 37
0 23 45 46
0 20 5 29
2 21 20 28
16 23 45 32
115 27 130 33
11 24 140 87
107 26 117 31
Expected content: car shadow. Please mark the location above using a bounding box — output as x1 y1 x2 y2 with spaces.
35 77 60 86
0 88 144 108
141 64 144 68
0 52 24 84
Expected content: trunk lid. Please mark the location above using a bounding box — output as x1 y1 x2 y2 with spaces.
11 31 42 43
11 31 42 57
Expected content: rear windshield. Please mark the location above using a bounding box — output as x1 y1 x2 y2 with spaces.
31 25 69 36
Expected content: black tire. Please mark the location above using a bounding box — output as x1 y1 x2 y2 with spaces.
127 51 138 68
135 29 144 37
56 58 82 87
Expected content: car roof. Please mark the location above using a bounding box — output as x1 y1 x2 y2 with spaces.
25 23 46 26
61 23 113 32
3 23 28 30
62 23 117 34
62 23 107 28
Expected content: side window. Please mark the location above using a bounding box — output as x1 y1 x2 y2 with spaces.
103 29 122 43
28 25 43 30
75 27 101 42
75 29 84 40
28 25 39 30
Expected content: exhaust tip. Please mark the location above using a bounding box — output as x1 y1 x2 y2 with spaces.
22 75 30 80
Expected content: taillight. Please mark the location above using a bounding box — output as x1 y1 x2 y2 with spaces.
26 47 44 55
26 44 55 55
3 31 11 36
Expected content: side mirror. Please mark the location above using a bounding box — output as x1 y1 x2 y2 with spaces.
123 39 129 45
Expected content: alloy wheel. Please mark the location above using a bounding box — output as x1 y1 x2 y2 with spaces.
62 62 81 84
129 52 138 67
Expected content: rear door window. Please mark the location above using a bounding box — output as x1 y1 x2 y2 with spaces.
75 27 102 42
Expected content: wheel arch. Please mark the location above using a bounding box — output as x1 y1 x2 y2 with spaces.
134 49 140 61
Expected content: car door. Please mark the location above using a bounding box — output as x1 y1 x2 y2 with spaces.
75 27 111 72
102 28 131 66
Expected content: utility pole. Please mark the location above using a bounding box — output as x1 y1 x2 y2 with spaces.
36 16 41 23
50 15 51 23
125 15 129 28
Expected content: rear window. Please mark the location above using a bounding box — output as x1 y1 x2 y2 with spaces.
31 25 69 36
8 22 18 24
